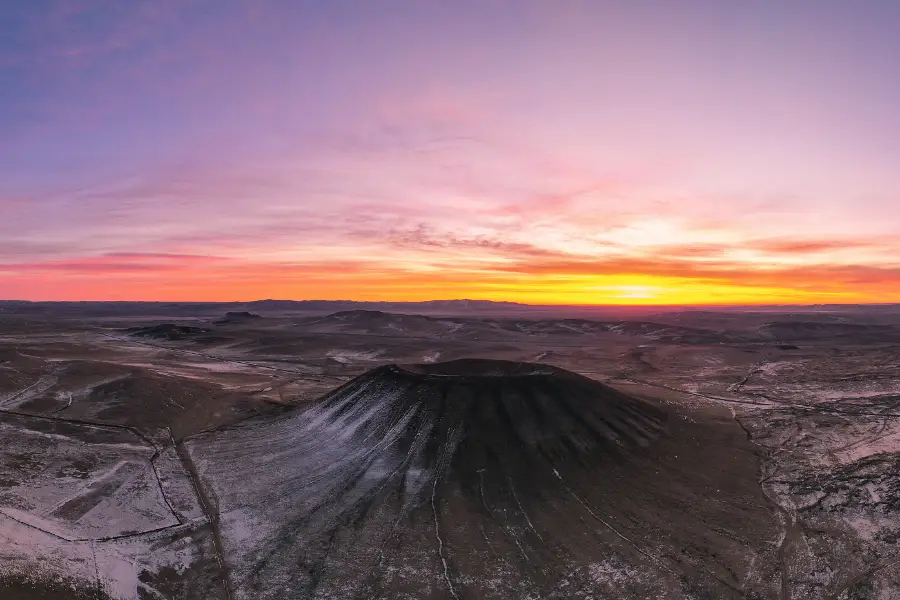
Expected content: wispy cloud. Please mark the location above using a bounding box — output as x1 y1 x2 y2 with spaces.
6 1 900 302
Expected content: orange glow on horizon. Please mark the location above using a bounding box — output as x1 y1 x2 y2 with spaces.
6 3 900 307
4 256 899 305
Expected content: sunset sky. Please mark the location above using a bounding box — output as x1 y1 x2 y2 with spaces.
3 1 900 304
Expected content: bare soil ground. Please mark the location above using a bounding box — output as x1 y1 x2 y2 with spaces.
1 301 899 599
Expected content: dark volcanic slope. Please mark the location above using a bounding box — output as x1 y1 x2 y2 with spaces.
384 359 668 475
125 323 210 340
188 359 779 600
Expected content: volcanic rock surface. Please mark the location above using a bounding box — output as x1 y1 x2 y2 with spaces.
214 311 262 324
125 323 210 340
187 359 779 599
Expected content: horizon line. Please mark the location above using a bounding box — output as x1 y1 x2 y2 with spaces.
2 298 899 308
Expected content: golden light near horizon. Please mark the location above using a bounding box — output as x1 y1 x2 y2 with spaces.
3 2 900 305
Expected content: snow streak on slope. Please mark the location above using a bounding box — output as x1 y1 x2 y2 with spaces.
188 359 780 600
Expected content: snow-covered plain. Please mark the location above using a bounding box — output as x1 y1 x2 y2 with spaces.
0 413 213 599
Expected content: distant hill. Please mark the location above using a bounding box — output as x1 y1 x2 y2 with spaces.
214 310 262 324
2 299 899 323
124 323 211 340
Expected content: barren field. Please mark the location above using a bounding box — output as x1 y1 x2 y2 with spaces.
1 301 899 599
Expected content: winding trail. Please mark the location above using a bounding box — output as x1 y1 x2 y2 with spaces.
0 404 232 598
617 376 900 418
729 408 793 600
175 439 235 600
0 374 58 408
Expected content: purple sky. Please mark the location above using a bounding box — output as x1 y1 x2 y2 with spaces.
3 1 900 303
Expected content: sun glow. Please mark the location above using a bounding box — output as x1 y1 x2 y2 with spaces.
4 3 900 304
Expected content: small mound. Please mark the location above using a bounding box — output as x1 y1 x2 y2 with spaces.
215 311 261 324
330 309 389 319
125 323 210 340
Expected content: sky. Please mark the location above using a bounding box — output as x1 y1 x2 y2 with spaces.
3 0 900 305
